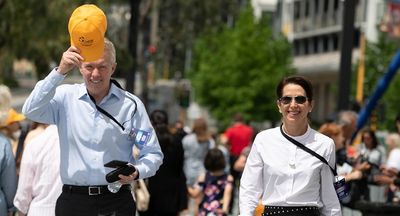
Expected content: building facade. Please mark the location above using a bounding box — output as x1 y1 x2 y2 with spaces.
253 0 386 123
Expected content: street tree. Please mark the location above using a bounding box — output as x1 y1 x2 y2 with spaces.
190 7 294 130
155 0 241 79
0 0 134 87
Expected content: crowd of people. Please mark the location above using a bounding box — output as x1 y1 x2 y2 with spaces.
4 70 400 216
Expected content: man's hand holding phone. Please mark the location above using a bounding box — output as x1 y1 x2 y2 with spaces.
104 160 137 184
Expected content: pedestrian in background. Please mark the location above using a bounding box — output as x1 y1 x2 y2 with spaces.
23 122 48 146
188 148 234 216
13 125 62 216
239 76 341 216
140 110 187 216
22 4 163 216
336 110 359 158
0 84 17 216
318 123 363 183
374 133 400 202
0 109 28 175
357 129 386 202
182 117 215 215
221 113 253 183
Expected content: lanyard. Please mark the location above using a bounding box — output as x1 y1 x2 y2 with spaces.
279 124 337 176
87 80 137 131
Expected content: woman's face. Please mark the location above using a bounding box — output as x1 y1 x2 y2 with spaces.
277 83 313 126
362 132 374 149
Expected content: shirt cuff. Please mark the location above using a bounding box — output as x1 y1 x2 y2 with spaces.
49 68 67 83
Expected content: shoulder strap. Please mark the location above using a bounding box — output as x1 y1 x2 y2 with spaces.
15 123 30 163
88 93 125 131
87 81 139 132
279 124 337 176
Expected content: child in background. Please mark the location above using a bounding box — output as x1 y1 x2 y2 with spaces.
188 148 234 216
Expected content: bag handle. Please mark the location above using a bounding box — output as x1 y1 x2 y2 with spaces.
279 124 337 176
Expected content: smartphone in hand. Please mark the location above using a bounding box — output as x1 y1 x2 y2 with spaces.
104 160 136 183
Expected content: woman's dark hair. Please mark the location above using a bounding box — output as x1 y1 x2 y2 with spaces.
276 76 313 102
361 129 379 149
150 110 173 149
204 148 226 172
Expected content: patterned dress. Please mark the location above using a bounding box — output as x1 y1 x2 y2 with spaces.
198 172 233 216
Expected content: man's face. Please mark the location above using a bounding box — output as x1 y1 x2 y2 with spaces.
79 53 116 96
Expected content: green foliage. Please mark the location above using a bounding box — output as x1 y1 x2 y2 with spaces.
363 32 400 131
190 7 294 129
156 0 240 79
0 0 131 83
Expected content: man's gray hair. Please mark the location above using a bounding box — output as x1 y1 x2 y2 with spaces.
104 38 116 63
336 110 358 126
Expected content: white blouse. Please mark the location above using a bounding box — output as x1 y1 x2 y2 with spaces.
13 125 62 216
239 126 341 216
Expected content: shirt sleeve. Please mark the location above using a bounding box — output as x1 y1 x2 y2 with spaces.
13 139 36 214
22 69 65 124
239 135 263 216
319 140 342 216
132 99 163 179
1 139 17 213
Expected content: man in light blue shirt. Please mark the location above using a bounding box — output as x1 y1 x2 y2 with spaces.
22 37 163 215
0 84 17 216
0 131 17 216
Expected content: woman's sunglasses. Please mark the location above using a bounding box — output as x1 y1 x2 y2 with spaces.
279 96 308 105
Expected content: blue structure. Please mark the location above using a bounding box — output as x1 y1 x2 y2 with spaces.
351 49 400 142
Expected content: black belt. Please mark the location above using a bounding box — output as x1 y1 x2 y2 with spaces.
63 184 131 196
263 205 320 216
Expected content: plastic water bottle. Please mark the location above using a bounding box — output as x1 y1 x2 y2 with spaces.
108 181 122 193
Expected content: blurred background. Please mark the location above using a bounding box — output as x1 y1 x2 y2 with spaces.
1 0 400 134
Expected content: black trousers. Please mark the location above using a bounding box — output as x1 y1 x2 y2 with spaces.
55 190 136 216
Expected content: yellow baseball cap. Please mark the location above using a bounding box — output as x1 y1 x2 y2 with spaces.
2 109 25 127
68 4 107 62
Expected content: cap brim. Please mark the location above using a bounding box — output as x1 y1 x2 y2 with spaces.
10 114 25 123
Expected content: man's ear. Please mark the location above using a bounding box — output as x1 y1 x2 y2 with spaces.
111 63 117 75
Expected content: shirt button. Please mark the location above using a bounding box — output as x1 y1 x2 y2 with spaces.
289 159 295 169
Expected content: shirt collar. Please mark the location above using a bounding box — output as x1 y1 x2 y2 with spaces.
285 125 312 141
77 82 124 103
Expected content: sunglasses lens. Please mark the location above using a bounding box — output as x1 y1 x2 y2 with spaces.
279 96 307 104
280 96 292 104
295 96 307 104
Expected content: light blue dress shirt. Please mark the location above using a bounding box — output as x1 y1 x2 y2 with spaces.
22 69 163 185
0 133 17 215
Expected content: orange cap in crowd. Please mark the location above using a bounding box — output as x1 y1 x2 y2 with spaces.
68 4 107 62
2 109 25 127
